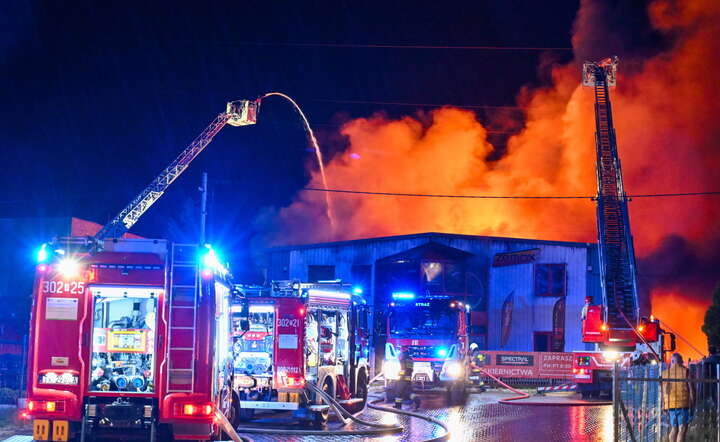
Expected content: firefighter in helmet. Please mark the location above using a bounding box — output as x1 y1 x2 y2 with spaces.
394 349 421 410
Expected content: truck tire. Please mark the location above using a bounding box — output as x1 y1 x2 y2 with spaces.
237 392 255 422
220 392 241 439
312 380 332 428
385 381 397 403
448 384 467 405
356 370 369 407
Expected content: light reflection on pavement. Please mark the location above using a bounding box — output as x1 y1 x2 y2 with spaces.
242 390 613 442
1 391 614 442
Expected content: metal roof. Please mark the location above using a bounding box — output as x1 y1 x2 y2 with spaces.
268 231 595 252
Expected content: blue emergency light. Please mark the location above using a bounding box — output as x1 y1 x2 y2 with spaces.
391 292 415 300
437 347 448 357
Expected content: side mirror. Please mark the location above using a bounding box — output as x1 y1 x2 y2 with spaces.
239 319 250 332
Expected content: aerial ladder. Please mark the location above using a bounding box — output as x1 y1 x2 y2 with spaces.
93 99 259 241
580 57 668 354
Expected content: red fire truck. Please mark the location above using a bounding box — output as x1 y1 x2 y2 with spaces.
26 238 237 441
231 281 371 427
382 294 470 403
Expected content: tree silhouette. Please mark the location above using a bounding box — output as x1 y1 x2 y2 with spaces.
702 283 720 352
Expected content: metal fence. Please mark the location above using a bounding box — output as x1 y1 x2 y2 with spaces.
614 361 720 441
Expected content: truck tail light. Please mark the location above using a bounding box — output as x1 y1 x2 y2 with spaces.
27 400 65 414
176 403 214 417
282 376 305 388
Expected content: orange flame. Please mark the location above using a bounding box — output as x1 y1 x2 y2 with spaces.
651 289 709 360
271 0 720 352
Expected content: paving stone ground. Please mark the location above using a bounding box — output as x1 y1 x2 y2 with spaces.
1 390 614 442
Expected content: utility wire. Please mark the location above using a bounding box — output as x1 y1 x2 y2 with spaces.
303 188 720 200
313 98 522 111
226 41 573 51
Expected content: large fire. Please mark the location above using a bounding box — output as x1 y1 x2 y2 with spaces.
270 0 720 355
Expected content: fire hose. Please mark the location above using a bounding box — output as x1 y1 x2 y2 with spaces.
476 368 530 404
234 373 450 440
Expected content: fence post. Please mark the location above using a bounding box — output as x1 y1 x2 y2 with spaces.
614 362 620 441
656 363 662 442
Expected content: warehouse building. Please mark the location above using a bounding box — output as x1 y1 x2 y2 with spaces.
265 232 600 367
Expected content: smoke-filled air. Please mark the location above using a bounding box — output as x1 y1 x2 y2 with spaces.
269 0 720 357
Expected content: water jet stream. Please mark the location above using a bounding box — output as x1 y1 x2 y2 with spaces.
261 92 336 231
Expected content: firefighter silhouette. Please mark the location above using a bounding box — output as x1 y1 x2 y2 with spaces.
394 350 421 410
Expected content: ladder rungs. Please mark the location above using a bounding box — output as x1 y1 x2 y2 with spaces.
169 347 195 351
170 305 196 309
171 326 195 330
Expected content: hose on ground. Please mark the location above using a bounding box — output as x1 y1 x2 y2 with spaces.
236 380 403 436
367 394 450 442
235 373 450 440
477 368 530 404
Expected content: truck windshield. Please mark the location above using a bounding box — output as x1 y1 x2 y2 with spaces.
233 304 274 375
389 303 457 338
89 292 157 393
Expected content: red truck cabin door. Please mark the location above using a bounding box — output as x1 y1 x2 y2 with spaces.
273 299 305 389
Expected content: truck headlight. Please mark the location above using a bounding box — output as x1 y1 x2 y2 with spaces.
383 360 401 380
445 362 463 378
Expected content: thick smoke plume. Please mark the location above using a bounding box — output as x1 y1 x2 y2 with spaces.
270 0 720 356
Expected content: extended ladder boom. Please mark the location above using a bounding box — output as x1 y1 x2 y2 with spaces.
582 57 640 329
95 100 259 240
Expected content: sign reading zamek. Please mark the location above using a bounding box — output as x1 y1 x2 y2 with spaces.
492 248 540 267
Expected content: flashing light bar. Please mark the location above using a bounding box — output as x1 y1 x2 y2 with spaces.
307 288 351 300
391 292 415 300
352 286 363 295
248 304 275 313
36 244 49 264
200 245 229 277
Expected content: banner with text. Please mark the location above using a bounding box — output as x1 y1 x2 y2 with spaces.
474 351 574 379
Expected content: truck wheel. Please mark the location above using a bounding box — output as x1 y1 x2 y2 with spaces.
385 381 397 403
312 409 329 428
448 384 467 405
357 371 369 407
237 392 255 422
220 392 241 439
312 380 333 428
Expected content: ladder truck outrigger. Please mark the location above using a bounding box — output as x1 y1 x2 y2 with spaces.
575 57 674 397
25 99 259 441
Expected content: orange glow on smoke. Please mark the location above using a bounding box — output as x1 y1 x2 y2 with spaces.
651 289 709 360
273 0 719 350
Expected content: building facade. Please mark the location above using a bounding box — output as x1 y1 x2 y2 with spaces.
265 232 600 369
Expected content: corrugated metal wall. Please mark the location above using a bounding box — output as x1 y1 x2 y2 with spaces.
487 242 590 352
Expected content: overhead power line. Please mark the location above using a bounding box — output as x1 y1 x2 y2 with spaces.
303 188 720 200
313 98 522 111
227 41 573 51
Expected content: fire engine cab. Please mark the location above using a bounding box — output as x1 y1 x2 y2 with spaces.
231 281 370 427
26 238 237 441
382 293 470 403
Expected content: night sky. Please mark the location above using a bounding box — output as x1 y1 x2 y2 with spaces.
1 0 622 280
